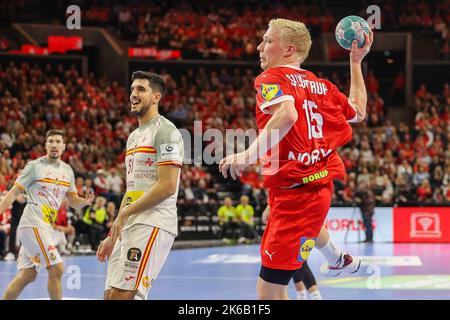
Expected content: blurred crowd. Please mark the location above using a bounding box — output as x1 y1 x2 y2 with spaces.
334 83 450 206
372 0 450 59
55 0 449 60
0 59 449 259
74 0 335 60
1 1 448 59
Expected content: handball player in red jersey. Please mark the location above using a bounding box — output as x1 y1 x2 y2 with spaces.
220 18 373 299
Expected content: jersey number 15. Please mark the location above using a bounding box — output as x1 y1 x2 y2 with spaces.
302 99 323 139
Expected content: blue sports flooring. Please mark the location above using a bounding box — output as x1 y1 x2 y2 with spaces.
1 242 450 300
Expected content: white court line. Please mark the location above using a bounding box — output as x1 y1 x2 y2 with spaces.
360 256 422 266
0 271 256 281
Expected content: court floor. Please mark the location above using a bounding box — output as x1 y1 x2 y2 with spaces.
1 242 450 300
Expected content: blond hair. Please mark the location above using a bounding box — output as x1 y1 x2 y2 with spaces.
240 195 249 202
269 18 312 63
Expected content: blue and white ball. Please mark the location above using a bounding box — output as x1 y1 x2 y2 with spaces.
335 15 370 50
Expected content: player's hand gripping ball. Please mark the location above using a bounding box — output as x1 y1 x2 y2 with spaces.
335 15 370 50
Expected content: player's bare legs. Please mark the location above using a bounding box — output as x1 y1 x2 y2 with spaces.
316 225 330 247
295 281 308 300
296 283 321 300
2 267 38 300
47 262 64 300
256 277 289 300
106 287 137 300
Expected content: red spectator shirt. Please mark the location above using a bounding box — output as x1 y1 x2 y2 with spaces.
254 65 357 189
0 208 11 225
55 206 68 227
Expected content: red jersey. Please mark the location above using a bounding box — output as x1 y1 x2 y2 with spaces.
255 65 357 189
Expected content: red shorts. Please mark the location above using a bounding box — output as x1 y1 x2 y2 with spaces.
260 182 333 270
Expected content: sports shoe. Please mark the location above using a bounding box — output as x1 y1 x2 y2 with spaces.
320 252 361 277
3 252 16 261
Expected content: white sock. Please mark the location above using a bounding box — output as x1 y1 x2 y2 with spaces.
309 290 323 300
296 289 308 300
318 239 342 265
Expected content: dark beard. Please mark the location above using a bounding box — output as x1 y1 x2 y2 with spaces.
131 104 150 118
48 153 60 160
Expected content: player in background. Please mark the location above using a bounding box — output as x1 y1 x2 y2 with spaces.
97 71 184 300
292 261 322 300
220 18 373 299
1 130 94 300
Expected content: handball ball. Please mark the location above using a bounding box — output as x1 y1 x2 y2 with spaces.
335 15 370 50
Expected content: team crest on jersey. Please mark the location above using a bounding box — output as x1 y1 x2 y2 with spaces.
127 248 142 262
260 84 283 102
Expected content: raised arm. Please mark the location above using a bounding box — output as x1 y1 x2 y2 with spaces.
348 29 374 122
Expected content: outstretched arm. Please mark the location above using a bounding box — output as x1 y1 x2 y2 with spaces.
349 29 374 122
66 190 95 209
0 186 22 214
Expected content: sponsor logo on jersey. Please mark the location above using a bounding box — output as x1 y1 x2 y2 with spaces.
160 144 179 160
125 191 145 204
298 237 316 262
144 158 154 166
127 248 142 262
42 205 58 225
260 84 283 102
125 276 136 282
302 170 329 184
124 261 139 271
126 196 132 205
136 158 154 167
133 173 157 179
142 276 150 289
48 245 57 251
165 144 174 152
264 250 276 261
32 255 41 265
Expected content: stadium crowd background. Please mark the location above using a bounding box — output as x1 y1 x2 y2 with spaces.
0 0 449 257
0 0 449 59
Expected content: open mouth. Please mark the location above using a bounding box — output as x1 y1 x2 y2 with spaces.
131 99 141 106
